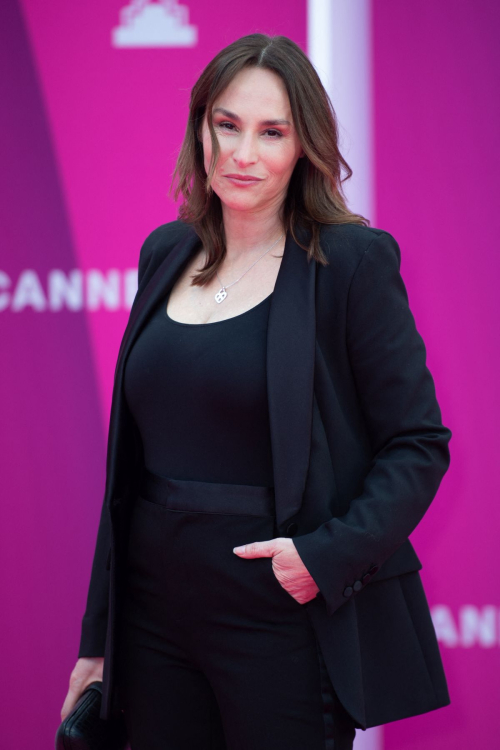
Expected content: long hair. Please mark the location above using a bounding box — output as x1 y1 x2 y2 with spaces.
169 33 369 284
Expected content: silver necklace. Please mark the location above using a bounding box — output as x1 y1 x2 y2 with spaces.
214 233 284 303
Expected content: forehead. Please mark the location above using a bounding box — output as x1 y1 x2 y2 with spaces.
212 67 291 118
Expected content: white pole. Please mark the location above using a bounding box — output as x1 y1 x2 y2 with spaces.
307 0 375 224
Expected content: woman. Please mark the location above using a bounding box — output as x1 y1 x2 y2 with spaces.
61 33 452 749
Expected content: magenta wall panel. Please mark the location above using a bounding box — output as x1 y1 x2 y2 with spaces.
372 2 500 748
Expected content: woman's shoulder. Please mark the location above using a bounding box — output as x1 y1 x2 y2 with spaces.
137 219 195 281
314 221 401 282
318 221 395 259
141 219 194 255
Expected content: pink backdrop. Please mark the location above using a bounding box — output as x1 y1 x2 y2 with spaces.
0 1 497 748
373 2 500 748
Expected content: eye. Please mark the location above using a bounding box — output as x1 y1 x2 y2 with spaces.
218 121 237 131
216 122 283 138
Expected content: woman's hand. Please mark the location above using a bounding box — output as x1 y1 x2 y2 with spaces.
60 657 104 722
233 538 320 604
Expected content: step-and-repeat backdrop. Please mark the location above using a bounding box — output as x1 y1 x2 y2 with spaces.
1 1 497 748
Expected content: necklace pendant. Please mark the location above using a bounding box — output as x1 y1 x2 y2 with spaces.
215 288 227 303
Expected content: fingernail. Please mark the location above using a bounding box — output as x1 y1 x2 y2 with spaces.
233 546 245 554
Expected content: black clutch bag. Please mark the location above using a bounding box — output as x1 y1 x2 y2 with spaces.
55 680 128 750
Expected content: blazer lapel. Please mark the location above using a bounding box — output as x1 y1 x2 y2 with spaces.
108 223 317 528
267 227 316 527
115 226 202 380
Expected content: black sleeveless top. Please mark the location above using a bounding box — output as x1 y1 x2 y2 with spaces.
123 292 275 487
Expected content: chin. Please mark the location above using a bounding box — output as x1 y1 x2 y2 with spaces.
218 192 259 211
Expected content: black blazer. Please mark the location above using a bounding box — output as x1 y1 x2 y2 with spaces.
78 219 452 729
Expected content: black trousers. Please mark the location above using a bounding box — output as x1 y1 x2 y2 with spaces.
115 470 357 750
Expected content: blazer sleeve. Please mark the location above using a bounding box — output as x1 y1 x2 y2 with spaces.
292 230 452 617
77 232 155 658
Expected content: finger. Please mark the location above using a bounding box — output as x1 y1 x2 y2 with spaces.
233 540 276 558
61 685 80 722
60 675 90 721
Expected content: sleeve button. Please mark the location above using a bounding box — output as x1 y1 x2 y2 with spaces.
353 580 363 592
343 586 353 597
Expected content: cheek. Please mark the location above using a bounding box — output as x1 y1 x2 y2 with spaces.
214 139 233 164
266 150 299 180
203 136 231 174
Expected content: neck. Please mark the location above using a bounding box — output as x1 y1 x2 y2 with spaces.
221 204 285 263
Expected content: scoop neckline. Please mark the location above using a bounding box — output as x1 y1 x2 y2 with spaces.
163 291 274 327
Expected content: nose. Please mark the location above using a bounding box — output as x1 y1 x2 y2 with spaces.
232 132 258 166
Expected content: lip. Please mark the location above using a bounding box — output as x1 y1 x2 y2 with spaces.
224 174 262 182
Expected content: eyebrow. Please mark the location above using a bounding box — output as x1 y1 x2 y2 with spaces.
212 107 291 127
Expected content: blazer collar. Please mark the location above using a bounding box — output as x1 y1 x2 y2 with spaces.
113 224 316 527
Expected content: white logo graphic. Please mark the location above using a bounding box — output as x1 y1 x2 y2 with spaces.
431 605 500 647
0 269 138 312
112 0 197 48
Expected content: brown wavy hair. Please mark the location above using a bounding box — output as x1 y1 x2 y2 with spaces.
169 33 369 283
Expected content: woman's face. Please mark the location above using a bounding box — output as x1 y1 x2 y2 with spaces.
199 67 304 216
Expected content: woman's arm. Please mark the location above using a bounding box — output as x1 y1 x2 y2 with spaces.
77 229 156 657
293 231 452 617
